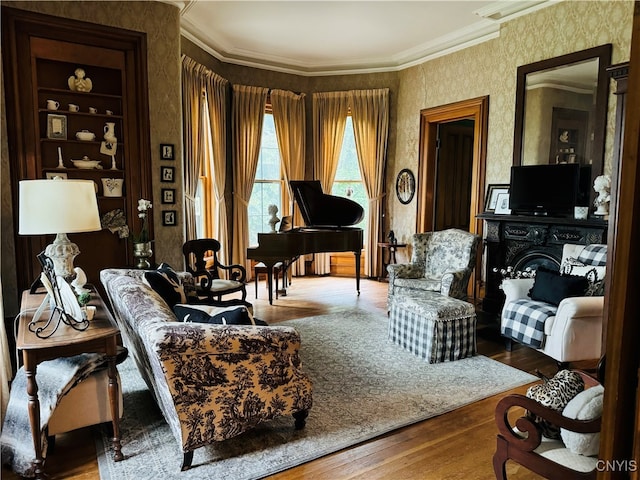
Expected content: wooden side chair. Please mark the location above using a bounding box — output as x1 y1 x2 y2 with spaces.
493 370 603 480
182 239 247 302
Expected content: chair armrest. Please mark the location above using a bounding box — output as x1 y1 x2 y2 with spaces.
556 296 604 320
501 278 535 304
495 393 601 452
440 269 472 299
387 263 422 279
216 262 247 283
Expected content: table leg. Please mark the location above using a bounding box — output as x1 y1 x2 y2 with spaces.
355 251 361 295
24 362 48 479
107 355 123 462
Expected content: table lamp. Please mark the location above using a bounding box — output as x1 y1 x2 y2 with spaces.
19 178 101 282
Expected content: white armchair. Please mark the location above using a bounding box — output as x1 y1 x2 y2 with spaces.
500 244 606 364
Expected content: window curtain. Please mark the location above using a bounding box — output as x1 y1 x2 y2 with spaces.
348 88 389 278
271 89 306 276
181 56 206 243
203 69 230 263
231 85 269 272
0 279 12 424
312 91 349 274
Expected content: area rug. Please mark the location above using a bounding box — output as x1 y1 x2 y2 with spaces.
96 307 537 479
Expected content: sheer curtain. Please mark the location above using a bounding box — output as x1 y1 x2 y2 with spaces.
312 91 349 274
0 279 12 424
231 85 269 271
271 89 306 276
349 88 389 278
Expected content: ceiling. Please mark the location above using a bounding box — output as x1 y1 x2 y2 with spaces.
175 1 552 76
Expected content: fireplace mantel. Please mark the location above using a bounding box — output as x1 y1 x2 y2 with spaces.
477 213 608 315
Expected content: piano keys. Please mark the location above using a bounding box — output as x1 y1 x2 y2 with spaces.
247 181 364 305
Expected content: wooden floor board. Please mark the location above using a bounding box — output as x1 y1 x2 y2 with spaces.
2 276 557 480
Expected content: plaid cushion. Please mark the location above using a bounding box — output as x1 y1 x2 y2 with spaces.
502 299 557 348
577 244 607 266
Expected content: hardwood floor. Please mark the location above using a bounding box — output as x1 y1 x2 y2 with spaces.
3 276 565 480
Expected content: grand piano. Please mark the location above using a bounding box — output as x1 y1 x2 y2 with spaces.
247 180 364 305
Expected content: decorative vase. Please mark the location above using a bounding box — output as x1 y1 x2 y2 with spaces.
133 242 152 269
104 122 117 143
101 178 124 197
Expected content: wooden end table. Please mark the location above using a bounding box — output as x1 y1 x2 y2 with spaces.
378 242 407 281
16 288 123 479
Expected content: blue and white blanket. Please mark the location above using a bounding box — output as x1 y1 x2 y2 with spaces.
501 299 557 348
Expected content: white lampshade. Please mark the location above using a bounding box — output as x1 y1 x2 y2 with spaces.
19 179 101 235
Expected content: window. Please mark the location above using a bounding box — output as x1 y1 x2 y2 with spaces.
332 116 367 231
195 96 216 238
248 112 282 246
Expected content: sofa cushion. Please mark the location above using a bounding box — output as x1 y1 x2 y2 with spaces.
144 263 187 308
173 304 268 326
576 244 607 266
560 259 606 297
529 267 588 306
561 385 604 456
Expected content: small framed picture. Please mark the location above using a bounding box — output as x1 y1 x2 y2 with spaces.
45 172 68 180
160 144 174 160
494 193 512 215
161 166 175 183
161 188 175 204
162 210 177 226
484 184 510 213
47 114 67 140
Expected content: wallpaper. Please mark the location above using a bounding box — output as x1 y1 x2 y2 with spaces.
391 0 634 247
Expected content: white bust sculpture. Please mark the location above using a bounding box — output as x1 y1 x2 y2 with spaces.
267 204 280 233
593 174 611 216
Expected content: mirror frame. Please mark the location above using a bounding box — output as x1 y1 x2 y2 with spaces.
513 44 612 180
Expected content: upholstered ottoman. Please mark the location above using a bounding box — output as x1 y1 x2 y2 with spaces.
388 292 477 363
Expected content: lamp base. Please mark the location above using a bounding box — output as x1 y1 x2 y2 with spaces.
45 233 80 281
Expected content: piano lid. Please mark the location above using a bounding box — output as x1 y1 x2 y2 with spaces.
290 180 364 227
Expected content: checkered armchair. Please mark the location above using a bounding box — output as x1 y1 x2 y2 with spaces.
387 229 481 307
500 244 606 364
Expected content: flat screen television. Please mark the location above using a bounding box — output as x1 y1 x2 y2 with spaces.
509 164 581 216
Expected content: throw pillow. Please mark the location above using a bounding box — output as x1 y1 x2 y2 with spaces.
144 263 187 308
526 369 585 439
173 304 268 326
576 244 607 267
561 259 606 297
561 385 604 456
528 266 588 306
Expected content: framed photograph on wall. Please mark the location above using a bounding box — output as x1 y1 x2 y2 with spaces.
161 166 175 183
484 184 510 213
161 188 175 204
162 210 177 226
494 193 512 215
160 143 174 160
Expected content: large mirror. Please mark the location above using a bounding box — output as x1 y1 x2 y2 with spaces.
513 45 612 191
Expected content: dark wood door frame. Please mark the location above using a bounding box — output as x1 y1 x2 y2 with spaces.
416 96 489 297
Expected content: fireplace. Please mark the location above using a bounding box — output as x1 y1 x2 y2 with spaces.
478 213 607 315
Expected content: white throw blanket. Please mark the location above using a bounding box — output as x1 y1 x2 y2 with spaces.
0 353 106 478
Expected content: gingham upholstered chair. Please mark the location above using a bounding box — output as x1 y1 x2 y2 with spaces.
387 229 481 307
500 244 607 365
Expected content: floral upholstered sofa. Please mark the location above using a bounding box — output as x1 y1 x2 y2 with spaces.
100 269 313 470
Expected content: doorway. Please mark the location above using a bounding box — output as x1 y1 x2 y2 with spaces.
417 96 489 299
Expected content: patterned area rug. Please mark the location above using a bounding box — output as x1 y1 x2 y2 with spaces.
96 307 536 479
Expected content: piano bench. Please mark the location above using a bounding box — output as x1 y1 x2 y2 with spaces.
254 262 284 299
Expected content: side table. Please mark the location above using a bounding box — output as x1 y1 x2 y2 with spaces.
378 242 407 281
16 288 124 479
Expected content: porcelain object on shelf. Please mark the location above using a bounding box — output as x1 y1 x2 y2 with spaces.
71 156 102 169
101 178 124 197
75 130 96 141
46 99 60 110
104 122 117 143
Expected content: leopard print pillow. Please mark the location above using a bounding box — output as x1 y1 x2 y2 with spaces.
526 369 585 439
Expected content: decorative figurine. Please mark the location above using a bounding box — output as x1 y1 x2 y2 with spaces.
68 67 93 92
593 174 611 216
267 204 280 233
388 230 397 244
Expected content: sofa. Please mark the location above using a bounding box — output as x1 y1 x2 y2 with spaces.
100 268 313 470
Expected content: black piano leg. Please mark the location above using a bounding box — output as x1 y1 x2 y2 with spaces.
267 270 274 305
354 251 361 295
